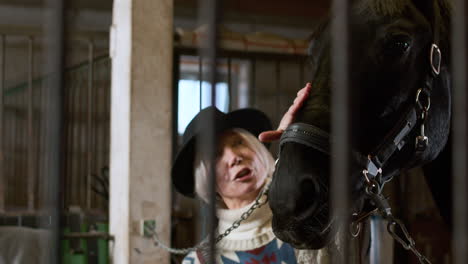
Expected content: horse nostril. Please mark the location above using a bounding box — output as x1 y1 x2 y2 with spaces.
294 178 321 218
269 172 326 220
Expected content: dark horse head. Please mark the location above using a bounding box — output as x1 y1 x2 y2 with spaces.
269 0 452 249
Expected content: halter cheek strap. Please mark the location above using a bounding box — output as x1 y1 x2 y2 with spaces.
365 0 443 183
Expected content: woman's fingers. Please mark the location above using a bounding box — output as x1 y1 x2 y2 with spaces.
278 83 311 130
259 83 312 143
258 130 283 142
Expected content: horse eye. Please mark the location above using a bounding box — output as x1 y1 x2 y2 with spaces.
383 34 412 57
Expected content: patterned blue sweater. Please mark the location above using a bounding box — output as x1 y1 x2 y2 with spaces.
181 197 329 264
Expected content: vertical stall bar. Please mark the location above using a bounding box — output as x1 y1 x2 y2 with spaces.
92 50 100 209
67 72 76 206
60 58 68 209
86 39 95 210
72 71 77 205
78 69 86 205
42 0 66 262
275 60 281 124
171 51 181 231
198 0 221 262
227 56 232 111
38 43 50 211
0 35 4 213
452 0 468 263
299 59 305 87
172 52 181 162
80 71 87 205
27 36 35 211
250 58 256 107
330 0 350 262
199 56 203 109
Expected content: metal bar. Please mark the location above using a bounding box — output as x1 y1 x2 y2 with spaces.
61 57 69 210
79 71 86 206
199 56 203 110
452 0 468 263
13 95 19 208
171 51 181 219
275 60 281 124
92 45 100 209
299 58 305 87
42 0 66 262
27 36 35 211
35 70 43 209
0 34 5 213
172 51 180 164
330 0 350 263
250 58 256 107
92 64 101 208
198 0 221 263
69 75 77 206
38 58 49 211
86 39 95 210
227 56 232 111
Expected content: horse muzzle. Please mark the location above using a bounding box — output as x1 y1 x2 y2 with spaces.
271 211 334 249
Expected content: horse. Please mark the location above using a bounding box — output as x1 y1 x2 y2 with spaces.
268 0 453 251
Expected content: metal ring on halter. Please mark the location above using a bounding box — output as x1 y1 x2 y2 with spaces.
430 43 441 75
365 179 381 195
415 88 431 111
362 169 371 184
362 170 382 190
350 213 362 238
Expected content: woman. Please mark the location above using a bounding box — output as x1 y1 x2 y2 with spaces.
172 84 330 263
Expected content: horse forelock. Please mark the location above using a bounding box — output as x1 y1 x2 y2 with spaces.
353 0 452 23
354 0 409 19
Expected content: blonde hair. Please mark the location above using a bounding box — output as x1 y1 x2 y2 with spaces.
194 128 275 203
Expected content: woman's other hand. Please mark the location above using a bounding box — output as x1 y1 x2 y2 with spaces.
258 83 311 143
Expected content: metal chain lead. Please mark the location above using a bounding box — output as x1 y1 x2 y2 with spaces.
148 230 200 255
386 217 432 264
216 183 270 243
362 171 432 264
144 181 270 255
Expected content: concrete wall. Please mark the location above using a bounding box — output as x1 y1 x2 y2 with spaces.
109 0 173 263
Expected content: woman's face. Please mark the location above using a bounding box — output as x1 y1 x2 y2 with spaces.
215 131 267 208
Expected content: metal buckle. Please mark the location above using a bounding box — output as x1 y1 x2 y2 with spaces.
364 156 382 181
415 135 429 152
430 44 441 75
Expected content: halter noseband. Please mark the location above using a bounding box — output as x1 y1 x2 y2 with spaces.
279 123 330 155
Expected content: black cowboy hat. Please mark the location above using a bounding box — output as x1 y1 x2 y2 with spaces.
172 106 272 197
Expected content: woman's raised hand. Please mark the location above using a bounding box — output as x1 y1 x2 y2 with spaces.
258 83 311 143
